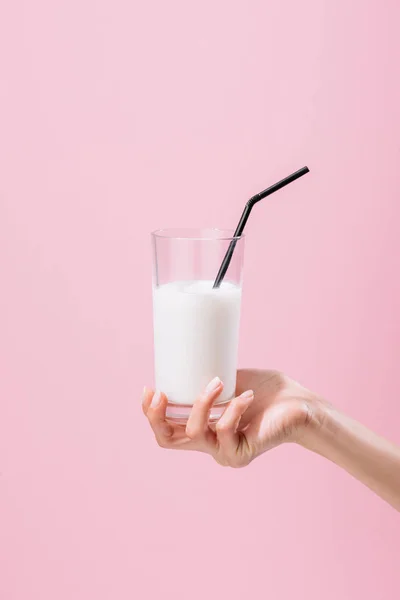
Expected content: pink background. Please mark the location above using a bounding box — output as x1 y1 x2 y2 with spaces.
1 1 400 599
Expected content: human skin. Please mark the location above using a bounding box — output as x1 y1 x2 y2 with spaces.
142 369 400 511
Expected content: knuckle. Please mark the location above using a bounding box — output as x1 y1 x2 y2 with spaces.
215 420 231 435
214 455 230 467
215 454 246 469
156 436 166 448
232 456 250 469
226 454 250 469
185 424 202 440
155 435 169 449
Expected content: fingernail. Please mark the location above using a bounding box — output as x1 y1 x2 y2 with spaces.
142 386 147 403
240 390 254 400
151 390 162 408
205 376 222 393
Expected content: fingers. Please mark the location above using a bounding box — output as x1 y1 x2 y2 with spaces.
215 390 254 458
142 380 227 454
185 377 224 443
143 388 174 446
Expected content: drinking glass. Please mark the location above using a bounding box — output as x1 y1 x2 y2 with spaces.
152 228 245 423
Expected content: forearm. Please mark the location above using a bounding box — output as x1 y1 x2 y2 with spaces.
302 404 400 511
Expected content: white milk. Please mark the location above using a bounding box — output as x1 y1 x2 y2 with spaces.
153 280 242 405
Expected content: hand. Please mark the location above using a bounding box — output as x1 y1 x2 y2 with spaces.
142 369 326 467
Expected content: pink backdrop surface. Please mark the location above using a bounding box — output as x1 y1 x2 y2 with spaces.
1 1 400 599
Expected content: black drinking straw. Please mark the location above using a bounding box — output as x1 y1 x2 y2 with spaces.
213 166 310 288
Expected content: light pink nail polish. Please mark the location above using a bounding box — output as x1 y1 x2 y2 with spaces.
151 390 162 408
205 376 222 393
141 387 147 405
240 390 254 400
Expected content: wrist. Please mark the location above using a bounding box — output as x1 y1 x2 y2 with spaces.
297 399 352 466
295 395 334 450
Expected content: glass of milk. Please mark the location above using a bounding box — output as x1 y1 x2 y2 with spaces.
152 228 244 423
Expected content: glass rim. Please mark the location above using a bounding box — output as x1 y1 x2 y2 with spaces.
151 228 244 241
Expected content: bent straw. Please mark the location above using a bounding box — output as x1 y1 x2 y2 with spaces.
213 166 310 288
